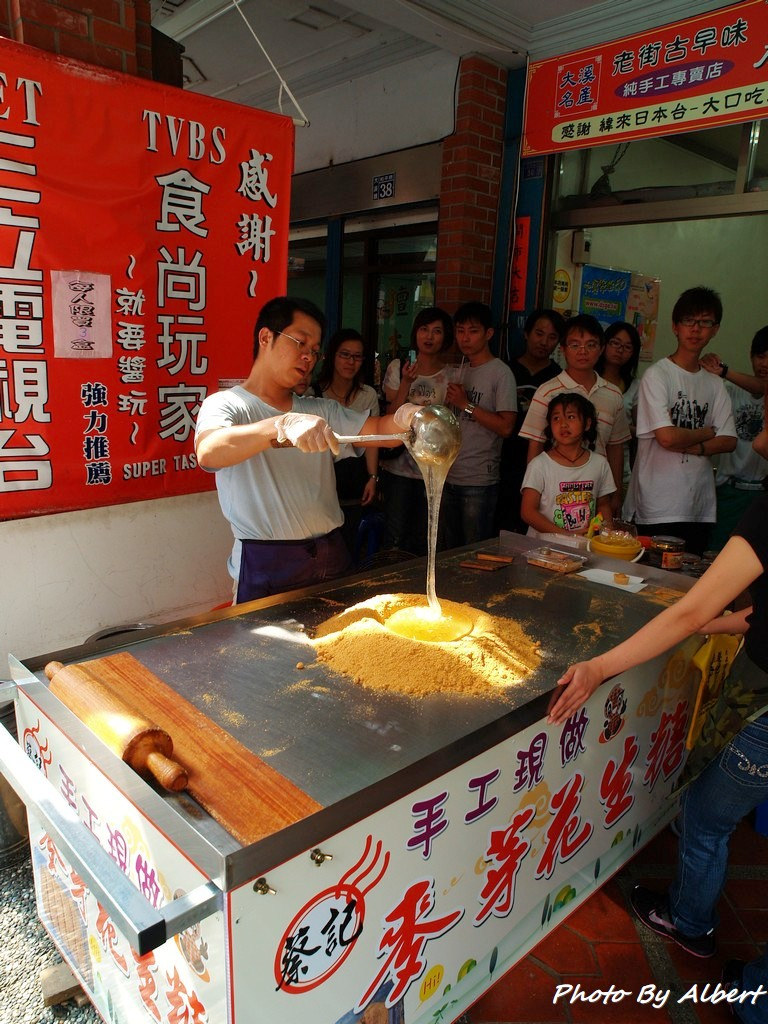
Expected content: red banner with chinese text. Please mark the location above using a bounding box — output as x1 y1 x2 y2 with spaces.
523 0 768 156
508 216 530 313
0 39 293 519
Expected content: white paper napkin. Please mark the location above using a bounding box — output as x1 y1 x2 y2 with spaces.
577 568 646 592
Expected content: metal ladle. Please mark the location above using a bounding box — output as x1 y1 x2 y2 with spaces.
335 403 462 463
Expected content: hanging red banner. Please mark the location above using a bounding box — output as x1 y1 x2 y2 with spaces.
0 39 293 519
523 0 768 157
508 216 530 313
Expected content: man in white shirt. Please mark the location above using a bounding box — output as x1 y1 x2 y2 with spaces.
623 287 737 555
195 296 415 602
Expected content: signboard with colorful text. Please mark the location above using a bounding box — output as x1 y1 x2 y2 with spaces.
578 265 632 328
0 39 292 518
523 0 768 156
231 640 701 1024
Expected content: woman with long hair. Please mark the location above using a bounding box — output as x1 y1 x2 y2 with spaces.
381 306 455 554
596 320 642 489
498 308 565 533
313 327 380 509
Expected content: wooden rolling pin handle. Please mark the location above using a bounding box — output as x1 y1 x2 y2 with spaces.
146 751 188 792
45 660 188 792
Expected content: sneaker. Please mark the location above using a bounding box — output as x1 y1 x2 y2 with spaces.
722 959 747 1021
630 884 716 958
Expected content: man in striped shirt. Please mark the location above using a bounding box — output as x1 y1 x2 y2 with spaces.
518 313 630 512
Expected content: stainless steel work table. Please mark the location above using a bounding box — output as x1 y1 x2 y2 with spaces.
2 534 701 1024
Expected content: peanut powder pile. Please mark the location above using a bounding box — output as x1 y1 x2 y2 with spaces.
311 593 541 697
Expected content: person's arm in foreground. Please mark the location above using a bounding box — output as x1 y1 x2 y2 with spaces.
547 534 762 724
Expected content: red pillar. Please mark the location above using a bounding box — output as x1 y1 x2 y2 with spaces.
6 0 153 78
435 54 508 311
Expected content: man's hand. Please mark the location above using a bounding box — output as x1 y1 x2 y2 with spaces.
275 413 340 454
547 659 607 725
445 382 468 409
393 402 420 430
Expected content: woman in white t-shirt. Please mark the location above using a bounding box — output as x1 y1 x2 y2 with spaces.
381 307 455 554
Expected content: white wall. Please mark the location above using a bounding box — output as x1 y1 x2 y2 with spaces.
2 492 233 670
293 51 459 173
587 212 768 368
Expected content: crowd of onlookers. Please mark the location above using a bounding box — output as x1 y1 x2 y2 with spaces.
313 286 766 565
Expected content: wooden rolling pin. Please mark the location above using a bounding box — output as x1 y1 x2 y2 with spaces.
45 661 188 792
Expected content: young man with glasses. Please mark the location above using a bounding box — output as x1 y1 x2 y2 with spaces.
623 286 736 555
195 296 416 603
519 313 631 511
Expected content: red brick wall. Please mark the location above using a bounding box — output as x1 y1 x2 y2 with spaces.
7 0 152 78
435 55 508 311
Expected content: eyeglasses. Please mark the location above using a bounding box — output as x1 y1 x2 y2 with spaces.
279 331 321 360
679 317 718 329
337 350 364 362
607 340 633 351
565 340 601 352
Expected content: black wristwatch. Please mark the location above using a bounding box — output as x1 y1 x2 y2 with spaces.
719 362 729 378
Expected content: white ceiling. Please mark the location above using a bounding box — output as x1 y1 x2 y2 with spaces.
151 0 733 120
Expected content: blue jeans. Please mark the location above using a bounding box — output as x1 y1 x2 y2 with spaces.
741 948 768 1024
439 482 499 551
669 714 768 945
382 472 428 555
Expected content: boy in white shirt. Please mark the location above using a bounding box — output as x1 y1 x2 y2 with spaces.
623 287 737 555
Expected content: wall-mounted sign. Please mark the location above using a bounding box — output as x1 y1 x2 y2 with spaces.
523 0 768 156
0 39 293 519
372 172 396 201
578 265 632 328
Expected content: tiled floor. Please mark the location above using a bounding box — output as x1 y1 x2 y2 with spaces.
468 818 768 1024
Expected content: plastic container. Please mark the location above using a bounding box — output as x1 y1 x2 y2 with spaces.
526 547 587 574
648 535 685 570
588 531 643 562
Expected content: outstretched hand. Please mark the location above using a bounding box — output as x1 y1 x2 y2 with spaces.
275 413 340 454
699 352 723 376
547 659 607 725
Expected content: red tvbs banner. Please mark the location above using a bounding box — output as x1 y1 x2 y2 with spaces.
0 39 293 517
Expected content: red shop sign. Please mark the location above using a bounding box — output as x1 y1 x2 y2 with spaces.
523 0 768 157
0 38 293 518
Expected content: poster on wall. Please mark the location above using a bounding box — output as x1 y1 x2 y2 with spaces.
578 265 631 328
523 0 768 156
0 38 293 519
627 273 661 362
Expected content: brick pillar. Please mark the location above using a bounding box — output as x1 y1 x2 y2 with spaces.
435 55 507 311
7 0 153 78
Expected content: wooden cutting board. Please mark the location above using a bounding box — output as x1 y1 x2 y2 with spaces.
51 651 322 846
